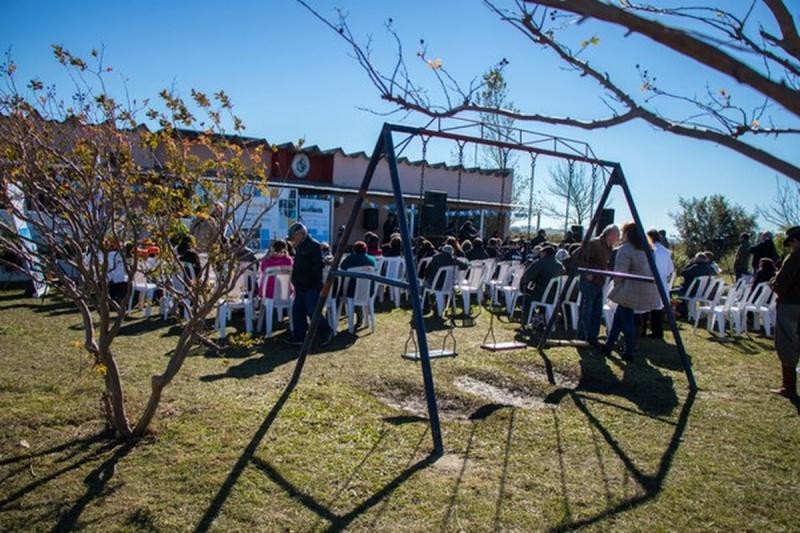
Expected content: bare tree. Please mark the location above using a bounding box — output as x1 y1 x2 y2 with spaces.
541 161 593 231
0 47 272 440
758 176 800 228
296 0 799 181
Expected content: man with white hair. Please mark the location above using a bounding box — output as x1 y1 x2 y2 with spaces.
574 224 619 345
286 222 334 346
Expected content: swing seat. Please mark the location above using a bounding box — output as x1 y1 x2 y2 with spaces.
543 339 591 348
402 349 457 361
480 340 529 352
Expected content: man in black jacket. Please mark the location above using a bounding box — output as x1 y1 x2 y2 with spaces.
750 231 780 272
770 226 800 399
287 223 334 345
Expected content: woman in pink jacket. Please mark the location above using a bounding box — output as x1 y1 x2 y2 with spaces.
259 240 293 298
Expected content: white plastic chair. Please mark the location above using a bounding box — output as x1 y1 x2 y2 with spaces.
501 265 526 317
692 278 727 334
128 268 157 318
704 282 744 336
459 261 487 314
217 267 255 339
730 282 770 335
487 261 513 305
678 275 711 322
759 289 778 337
160 262 194 321
561 276 582 331
382 257 406 308
525 275 563 326
259 266 294 338
345 266 379 333
423 265 457 317
743 284 775 336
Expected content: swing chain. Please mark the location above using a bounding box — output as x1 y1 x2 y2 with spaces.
418 136 430 213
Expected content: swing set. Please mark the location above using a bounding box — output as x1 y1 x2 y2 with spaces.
292 118 696 457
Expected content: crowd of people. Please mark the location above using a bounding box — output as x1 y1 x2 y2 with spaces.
257 217 800 400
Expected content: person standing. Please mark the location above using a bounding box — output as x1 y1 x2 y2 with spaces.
575 224 619 346
382 213 398 244
287 223 334 346
601 223 660 362
733 232 752 280
643 229 674 339
770 226 800 399
750 231 779 273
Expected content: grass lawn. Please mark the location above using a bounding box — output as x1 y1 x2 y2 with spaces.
0 287 798 532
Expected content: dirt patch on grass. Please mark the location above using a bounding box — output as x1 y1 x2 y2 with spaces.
368 378 480 420
454 375 555 410
516 363 580 389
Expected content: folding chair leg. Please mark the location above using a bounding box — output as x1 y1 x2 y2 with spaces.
218 303 228 339
244 301 253 334
347 300 355 334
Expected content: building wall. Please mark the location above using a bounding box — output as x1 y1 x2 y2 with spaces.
332 154 512 205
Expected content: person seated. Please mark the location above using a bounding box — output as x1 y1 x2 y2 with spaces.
500 240 522 261
424 244 468 291
320 242 333 264
520 245 564 319
703 251 721 275
364 231 383 258
382 235 403 258
531 229 547 247
461 240 473 258
751 257 776 291
466 237 490 260
445 236 465 258
340 240 377 301
555 248 570 266
679 252 713 295
232 232 256 263
259 239 293 298
485 237 500 258
177 235 201 279
561 230 576 246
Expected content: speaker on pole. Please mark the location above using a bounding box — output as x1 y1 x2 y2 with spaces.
596 208 615 235
421 190 447 237
362 207 379 230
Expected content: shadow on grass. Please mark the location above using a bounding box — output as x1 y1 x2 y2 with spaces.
50 442 134 531
571 347 679 417
0 432 122 517
546 388 697 532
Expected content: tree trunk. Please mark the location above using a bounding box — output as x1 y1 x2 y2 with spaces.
132 327 195 436
102 351 133 438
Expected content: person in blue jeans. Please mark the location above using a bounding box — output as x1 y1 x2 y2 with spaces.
601 222 661 361
287 223 334 346
575 225 619 345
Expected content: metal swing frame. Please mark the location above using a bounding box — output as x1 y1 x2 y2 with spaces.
292 119 694 459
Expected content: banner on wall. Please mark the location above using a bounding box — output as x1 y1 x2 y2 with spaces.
234 185 298 250
6 182 47 297
299 197 332 245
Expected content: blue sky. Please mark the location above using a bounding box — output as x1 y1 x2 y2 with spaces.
2 0 797 234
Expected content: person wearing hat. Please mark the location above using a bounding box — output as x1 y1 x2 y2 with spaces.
286 222 334 346
769 225 800 399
